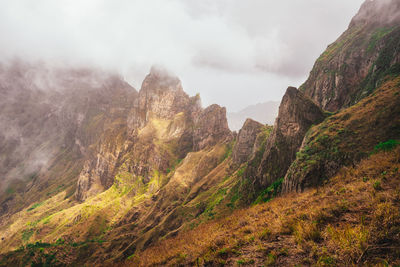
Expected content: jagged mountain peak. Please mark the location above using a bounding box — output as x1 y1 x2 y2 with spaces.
193 103 232 151
279 86 324 127
141 65 183 94
2 1 400 265
134 67 190 128
242 118 263 128
73 66 232 202
246 86 326 189
231 118 264 166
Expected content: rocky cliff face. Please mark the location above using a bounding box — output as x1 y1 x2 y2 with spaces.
74 66 192 201
1 1 400 265
276 0 400 194
193 104 232 151
75 67 231 201
131 66 193 129
247 87 326 189
231 118 264 166
48 67 233 256
0 61 234 257
283 75 400 193
301 0 400 111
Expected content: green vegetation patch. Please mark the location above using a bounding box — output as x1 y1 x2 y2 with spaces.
236 165 246 178
358 27 400 99
249 126 273 168
203 188 228 219
27 202 44 212
373 139 400 153
253 178 284 204
317 26 363 62
367 27 395 53
221 141 235 162
21 229 34 242
166 158 183 174
5 186 15 195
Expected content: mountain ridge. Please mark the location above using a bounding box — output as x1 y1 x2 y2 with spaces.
0 0 399 266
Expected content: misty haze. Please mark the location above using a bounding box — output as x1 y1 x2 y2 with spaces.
1 0 400 266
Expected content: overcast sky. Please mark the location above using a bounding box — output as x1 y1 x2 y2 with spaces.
0 0 365 111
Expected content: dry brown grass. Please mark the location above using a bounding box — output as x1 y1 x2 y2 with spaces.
131 147 400 266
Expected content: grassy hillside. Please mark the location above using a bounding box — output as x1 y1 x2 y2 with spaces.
0 120 237 266
132 145 400 266
1 77 399 267
1 2 400 264
2 73 399 265
128 75 400 266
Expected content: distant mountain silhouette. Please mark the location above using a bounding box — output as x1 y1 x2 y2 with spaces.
227 101 279 131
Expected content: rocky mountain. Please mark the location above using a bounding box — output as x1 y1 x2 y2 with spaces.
280 0 400 194
301 0 400 111
227 101 279 131
231 118 264 166
0 0 400 266
246 87 326 191
283 75 400 192
0 62 236 265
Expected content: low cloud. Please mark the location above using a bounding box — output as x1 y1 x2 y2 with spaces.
0 0 364 111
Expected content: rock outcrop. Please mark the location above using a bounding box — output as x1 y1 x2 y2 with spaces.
283 76 400 193
247 87 326 189
2 1 400 264
130 66 192 129
301 0 400 111
232 118 264 166
75 67 232 201
193 104 232 151
75 67 195 201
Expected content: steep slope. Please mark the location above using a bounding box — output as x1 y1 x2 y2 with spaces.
133 145 400 266
193 104 232 151
283 75 400 192
246 87 326 191
301 0 400 111
3 127 398 266
1 1 399 266
0 63 237 265
127 1 400 265
75 67 233 202
231 118 264 166
75 67 195 201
